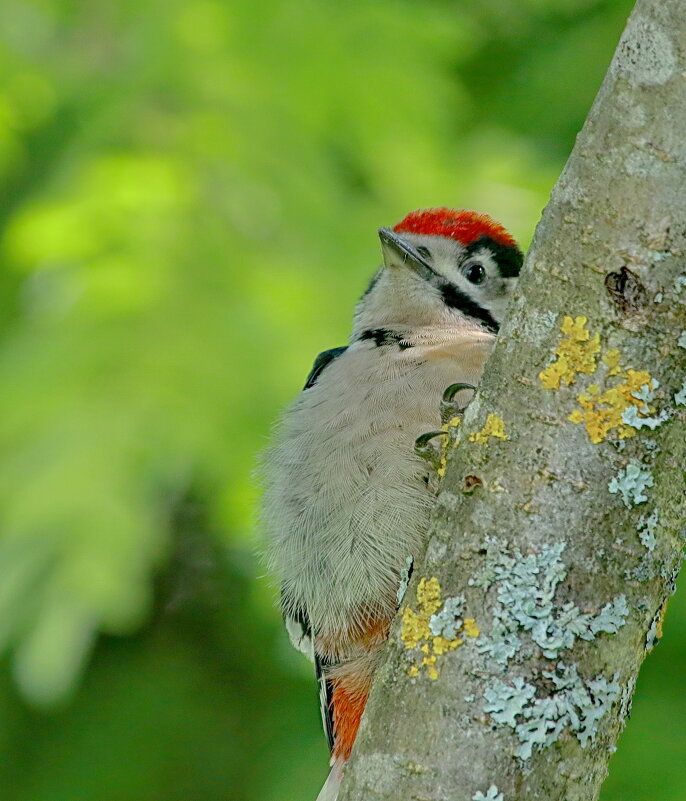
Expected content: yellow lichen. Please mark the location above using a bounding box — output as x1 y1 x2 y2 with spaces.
539 316 601 389
569 368 658 443
401 606 430 650
540 317 663 444
416 577 442 616
437 417 461 478
625 369 653 393
401 577 476 680
462 618 480 638
432 636 462 655
401 578 440 651
469 413 508 444
603 349 622 376
422 653 439 681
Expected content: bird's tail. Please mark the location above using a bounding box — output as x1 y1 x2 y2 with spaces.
316 758 344 801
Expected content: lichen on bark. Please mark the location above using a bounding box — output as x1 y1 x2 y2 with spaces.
338 1 686 799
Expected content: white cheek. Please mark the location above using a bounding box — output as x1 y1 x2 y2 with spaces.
490 292 512 321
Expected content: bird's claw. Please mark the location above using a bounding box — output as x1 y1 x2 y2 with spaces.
416 383 477 471
442 382 476 403
440 382 476 424
414 430 449 469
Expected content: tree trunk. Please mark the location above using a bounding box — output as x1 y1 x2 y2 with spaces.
338 1 686 799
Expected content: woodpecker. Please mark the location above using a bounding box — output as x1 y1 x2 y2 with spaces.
261 208 523 801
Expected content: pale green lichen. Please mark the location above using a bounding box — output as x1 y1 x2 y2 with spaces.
484 676 535 727
625 510 661 582
631 382 658 410
675 379 686 406
484 664 620 760
429 595 465 639
637 510 659 551
621 405 669 429
591 598 630 633
620 380 670 429
625 557 658 583
472 785 504 801
608 460 654 507
678 331 686 349
470 540 628 663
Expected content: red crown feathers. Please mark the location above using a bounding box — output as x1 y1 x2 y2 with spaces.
393 207 516 249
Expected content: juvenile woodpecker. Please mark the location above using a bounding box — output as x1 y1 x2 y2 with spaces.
261 208 523 800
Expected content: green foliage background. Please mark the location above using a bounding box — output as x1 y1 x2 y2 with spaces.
0 1 683 799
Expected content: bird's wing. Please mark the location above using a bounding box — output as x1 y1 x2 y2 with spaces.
316 653 335 752
303 347 348 390
284 605 335 752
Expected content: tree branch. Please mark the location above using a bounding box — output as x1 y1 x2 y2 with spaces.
338 1 686 798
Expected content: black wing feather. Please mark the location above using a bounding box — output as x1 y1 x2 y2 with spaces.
303 347 347 390
282 594 335 752
315 654 335 752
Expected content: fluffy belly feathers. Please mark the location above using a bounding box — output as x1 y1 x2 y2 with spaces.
264 330 494 642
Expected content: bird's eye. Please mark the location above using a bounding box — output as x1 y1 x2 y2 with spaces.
465 263 486 285
416 245 431 259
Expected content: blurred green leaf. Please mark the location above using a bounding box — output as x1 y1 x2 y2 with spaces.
0 2 682 800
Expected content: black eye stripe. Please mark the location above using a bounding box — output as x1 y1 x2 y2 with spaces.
437 282 499 333
416 245 431 258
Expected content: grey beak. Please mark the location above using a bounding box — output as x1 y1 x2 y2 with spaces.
378 227 435 279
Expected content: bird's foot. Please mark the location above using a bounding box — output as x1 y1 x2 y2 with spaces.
415 384 476 482
414 430 449 470
440 382 476 425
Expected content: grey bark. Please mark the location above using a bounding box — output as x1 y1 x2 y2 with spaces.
338 1 686 800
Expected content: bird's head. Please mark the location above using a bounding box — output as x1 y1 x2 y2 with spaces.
352 208 523 338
